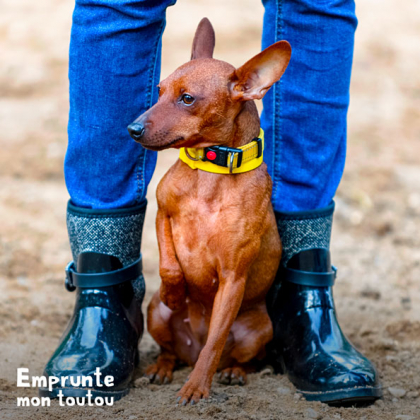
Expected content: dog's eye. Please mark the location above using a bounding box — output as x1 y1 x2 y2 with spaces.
181 94 195 106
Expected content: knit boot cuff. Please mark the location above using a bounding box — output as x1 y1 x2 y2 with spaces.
66 200 147 267
276 201 334 266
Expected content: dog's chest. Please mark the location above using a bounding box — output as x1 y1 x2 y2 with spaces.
169 188 244 282
171 194 231 249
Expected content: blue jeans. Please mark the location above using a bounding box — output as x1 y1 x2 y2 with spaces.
64 0 357 212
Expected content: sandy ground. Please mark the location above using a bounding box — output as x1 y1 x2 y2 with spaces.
1 0 420 419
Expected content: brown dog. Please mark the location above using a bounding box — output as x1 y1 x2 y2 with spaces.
128 18 290 405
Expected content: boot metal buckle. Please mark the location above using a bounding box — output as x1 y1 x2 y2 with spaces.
65 261 76 292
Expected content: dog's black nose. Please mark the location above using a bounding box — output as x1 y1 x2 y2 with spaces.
127 122 145 141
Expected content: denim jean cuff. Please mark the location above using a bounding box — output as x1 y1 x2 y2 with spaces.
275 201 334 266
66 200 147 268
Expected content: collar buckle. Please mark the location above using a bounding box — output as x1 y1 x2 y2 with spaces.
203 146 243 171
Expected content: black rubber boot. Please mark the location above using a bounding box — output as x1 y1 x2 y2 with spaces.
267 204 382 404
40 201 146 400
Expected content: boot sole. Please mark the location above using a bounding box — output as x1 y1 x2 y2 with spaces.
270 356 382 405
298 385 383 405
39 349 140 402
39 386 129 401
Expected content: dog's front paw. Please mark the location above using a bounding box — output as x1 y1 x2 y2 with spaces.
176 372 211 405
160 282 186 311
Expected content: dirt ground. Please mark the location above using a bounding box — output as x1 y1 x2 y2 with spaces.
1 0 420 419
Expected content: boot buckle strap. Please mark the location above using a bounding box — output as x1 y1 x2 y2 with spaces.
65 256 143 292
65 261 77 291
284 266 337 287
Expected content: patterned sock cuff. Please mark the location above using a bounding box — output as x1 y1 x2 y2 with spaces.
275 201 335 266
66 200 147 268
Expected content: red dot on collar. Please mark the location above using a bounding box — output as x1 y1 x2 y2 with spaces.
206 151 217 161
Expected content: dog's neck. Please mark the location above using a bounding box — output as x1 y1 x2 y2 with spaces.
228 101 261 148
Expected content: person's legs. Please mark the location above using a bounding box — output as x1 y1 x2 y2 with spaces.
65 0 175 209
261 0 382 403
262 0 354 213
42 0 175 400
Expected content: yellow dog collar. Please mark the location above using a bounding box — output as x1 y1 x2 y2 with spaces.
179 129 264 174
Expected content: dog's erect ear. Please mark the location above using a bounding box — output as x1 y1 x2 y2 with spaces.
229 41 291 101
191 18 215 60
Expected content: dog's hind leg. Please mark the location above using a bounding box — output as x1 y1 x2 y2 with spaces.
218 301 273 385
145 351 177 385
146 291 178 384
218 365 250 385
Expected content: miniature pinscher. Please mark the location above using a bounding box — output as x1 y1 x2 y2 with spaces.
127 18 291 405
